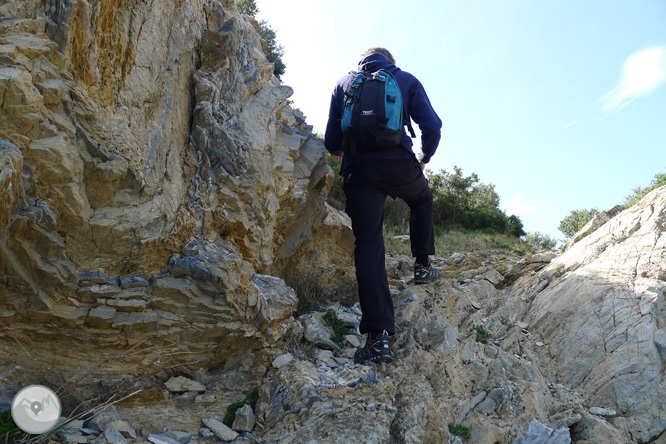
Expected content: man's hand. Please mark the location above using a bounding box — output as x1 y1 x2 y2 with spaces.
419 161 426 171
333 154 344 162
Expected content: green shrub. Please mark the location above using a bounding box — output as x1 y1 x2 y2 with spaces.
323 309 348 343
469 325 491 344
327 161 526 238
523 231 558 250
223 389 259 428
427 166 524 237
259 21 286 79
448 423 472 440
0 410 23 444
624 171 666 207
558 208 599 239
236 0 258 15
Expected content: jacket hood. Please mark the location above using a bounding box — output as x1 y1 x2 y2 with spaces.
358 53 395 73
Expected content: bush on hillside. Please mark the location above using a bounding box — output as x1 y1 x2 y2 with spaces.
428 166 525 237
558 208 599 239
559 170 666 240
624 171 666 208
259 21 286 79
326 160 525 237
236 0 258 15
523 231 558 250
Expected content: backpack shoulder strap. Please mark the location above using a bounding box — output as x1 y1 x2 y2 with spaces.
383 67 416 138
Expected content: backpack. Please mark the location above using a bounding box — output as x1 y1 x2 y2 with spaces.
340 68 415 152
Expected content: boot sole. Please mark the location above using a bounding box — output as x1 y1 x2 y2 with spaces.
354 354 393 364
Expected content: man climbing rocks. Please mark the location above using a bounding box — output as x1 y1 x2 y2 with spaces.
324 47 443 364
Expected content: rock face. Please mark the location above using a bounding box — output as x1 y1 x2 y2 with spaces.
521 186 666 443
0 0 352 390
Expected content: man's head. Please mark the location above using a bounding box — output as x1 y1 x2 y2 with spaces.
359 47 396 65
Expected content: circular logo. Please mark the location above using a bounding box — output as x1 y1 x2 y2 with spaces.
11 385 62 434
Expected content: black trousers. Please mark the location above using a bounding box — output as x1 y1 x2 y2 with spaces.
343 158 435 335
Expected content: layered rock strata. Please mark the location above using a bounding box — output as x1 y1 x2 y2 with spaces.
0 0 353 391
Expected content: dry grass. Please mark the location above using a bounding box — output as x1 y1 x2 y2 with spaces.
384 226 533 258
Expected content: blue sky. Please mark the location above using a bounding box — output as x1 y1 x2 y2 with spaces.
255 0 666 241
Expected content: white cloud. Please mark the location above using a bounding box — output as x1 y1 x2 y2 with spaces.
563 119 583 129
505 193 548 217
600 46 666 113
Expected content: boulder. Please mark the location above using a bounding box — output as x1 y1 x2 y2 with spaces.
232 404 255 432
165 376 206 394
201 418 238 442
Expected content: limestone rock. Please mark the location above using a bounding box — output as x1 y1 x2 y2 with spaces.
163 431 192 444
271 353 293 369
565 204 624 249
106 421 137 439
165 376 206 394
0 0 351 392
232 404 255 432
104 428 128 444
570 415 631 444
302 312 338 350
88 406 122 432
0 141 24 228
201 418 238 442
589 406 616 417
523 186 666 442
529 252 558 264
477 268 504 286
514 418 570 444
148 434 182 444
258 360 393 444
62 433 88 444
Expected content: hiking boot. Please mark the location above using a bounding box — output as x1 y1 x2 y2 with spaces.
414 261 442 284
353 331 393 364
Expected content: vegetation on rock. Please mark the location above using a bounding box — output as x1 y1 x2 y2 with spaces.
223 389 259 428
323 309 348 343
236 0 286 78
559 170 666 240
469 324 492 344
558 208 599 239
623 171 666 208
0 411 22 444
449 423 472 440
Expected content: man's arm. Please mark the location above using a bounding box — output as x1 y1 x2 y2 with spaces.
408 80 442 164
324 83 345 157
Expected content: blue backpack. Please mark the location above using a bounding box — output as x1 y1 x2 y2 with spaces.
340 68 415 152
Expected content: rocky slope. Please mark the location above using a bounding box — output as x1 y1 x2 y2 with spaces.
1 1 666 443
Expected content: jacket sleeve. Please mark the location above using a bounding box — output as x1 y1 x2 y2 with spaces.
324 83 345 156
407 79 442 164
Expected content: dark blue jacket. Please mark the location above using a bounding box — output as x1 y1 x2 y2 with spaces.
324 53 442 171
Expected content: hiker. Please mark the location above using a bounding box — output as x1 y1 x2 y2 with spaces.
324 47 443 364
